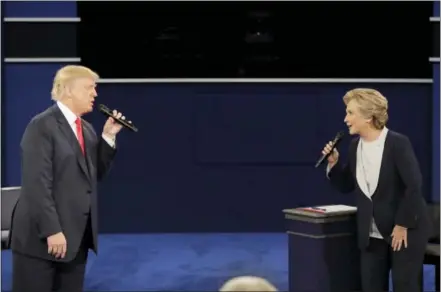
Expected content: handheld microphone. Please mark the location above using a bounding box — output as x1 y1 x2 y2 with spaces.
315 130 345 168
98 104 138 132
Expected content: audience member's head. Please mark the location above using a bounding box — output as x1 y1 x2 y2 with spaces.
219 276 278 291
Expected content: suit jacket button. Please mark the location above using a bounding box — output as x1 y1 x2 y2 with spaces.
87 190 92 194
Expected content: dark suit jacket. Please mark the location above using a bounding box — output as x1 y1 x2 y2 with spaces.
328 130 430 249
9 104 116 262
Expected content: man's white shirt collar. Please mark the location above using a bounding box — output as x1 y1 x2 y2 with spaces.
57 101 78 125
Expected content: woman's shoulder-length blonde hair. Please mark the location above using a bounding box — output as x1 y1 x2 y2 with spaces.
343 88 389 130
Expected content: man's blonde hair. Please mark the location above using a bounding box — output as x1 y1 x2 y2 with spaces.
219 276 278 291
343 88 389 130
51 65 99 101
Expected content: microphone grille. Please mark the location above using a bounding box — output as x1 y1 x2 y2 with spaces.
99 104 109 111
336 130 345 139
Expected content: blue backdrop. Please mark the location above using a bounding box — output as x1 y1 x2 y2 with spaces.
2 1 439 234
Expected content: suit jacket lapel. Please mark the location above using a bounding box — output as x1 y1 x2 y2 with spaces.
376 131 392 194
350 137 359 175
82 124 95 181
52 105 92 184
350 137 373 197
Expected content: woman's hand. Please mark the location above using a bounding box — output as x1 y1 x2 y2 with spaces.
391 225 408 251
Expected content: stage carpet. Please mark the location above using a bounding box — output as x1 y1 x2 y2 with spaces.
1 233 435 291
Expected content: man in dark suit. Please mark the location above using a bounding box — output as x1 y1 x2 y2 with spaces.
10 65 128 292
321 88 430 292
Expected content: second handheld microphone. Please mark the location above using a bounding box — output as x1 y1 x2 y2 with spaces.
98 104 138 132
315 131 345 168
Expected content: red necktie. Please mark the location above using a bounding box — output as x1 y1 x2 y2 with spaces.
75 118 85 156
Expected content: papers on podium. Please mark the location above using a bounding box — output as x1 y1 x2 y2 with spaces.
294 204 357 217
